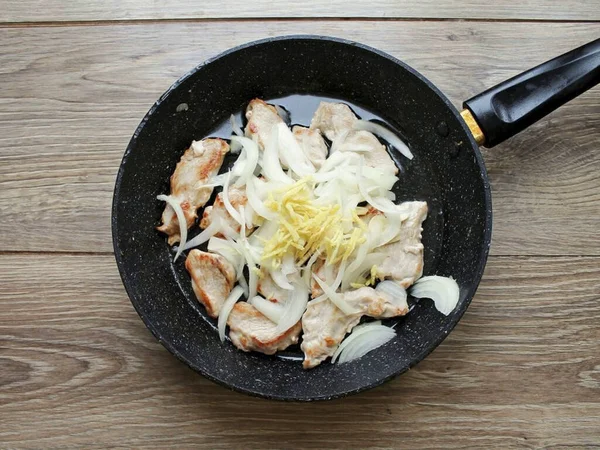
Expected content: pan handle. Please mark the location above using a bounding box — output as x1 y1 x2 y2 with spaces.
462 38 600 148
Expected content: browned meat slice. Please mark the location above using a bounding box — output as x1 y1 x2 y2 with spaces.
301 287 408 368
185 249 236 318
257 269 291 305
310 101 396 174
292 126 328 169
157 138 229 245
227 302 302 355
310 101 357 141
200 185 252 235
244 99 284 150
376 201 428 288
340 130 398 175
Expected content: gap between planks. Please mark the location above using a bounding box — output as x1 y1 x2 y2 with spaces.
1 17 600 28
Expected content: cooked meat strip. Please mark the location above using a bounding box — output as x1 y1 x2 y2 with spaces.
200 185 253 236
257 269 291 305
301 287 408 368
310 101 397 174
292 126 328 169
227 302 302 355
244 99 284 150
157 138 229 245
340 130 398 175
376 201 428 288
310 101 358 141
185 249 236 318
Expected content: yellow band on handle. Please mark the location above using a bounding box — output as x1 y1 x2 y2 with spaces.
460 109 485 146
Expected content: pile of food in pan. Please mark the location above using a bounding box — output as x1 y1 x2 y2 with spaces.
156 99 458 368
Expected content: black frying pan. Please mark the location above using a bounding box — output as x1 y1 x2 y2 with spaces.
112 36 599 401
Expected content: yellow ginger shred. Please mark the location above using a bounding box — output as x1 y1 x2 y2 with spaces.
261 176 368 271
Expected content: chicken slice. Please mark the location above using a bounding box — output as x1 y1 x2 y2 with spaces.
310 101 397 174
185 249 236 318
376 201 428 288
200 185 253 236
157 138 230 245
292 126 328 169
227 302 302 355
310 101 358 141
339 130 398 175
301 287 408 368
257 269 291 305
244 99 284 150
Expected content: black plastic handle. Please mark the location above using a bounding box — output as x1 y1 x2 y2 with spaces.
463 38 600 148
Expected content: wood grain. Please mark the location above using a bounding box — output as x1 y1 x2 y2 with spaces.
2 0 600 23
1 253 599 448
0 21 599 256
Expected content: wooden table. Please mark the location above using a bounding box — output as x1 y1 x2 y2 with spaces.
1 2 599 448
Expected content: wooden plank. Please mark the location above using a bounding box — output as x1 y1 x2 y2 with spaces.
1 0 599 22
1 254 599 447
0 22 599 255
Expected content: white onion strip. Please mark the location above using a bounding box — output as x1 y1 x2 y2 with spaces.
332 321 396 364
230 114 243 136
276 123 315 177
222 171 244 227
410 276 460 316
262 125 293 184
271 268 294 290
180 218 222 251
312 274 360 315
354 120 413 160
275 278 309 333
218 285 244 342
231 136 259 187
250 295 285 324
157 194 188 262
246 177 276 220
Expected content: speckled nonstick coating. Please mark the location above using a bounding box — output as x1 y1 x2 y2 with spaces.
112 35 492 401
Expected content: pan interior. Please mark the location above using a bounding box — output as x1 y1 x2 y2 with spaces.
112 36 491 400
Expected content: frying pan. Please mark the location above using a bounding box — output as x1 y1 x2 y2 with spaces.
112 36 600 401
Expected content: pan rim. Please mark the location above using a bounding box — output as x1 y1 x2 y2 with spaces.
111 34 493 401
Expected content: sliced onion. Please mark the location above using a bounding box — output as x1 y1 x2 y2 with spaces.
270 268 294 291
236 271 249 298
246 176 276 220
329 130 349 154
262 125 294 184
231 136 260 187
276 277 309 333
276 123 315 177
180 218 223 251
354 120 413 160
222 171 244 227
302 251 321 287
410 276 460 316
312 274 360 315
207 236 243 268
281 253 296 275
357 160 401 215
157 194 187 262
341 252 386 291
230 114 243 136
332 321 396 364
249 295 285 324
375 280 408 309
218 285 244 342
318 150 360 174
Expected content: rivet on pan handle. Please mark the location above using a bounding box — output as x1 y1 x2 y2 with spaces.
460 109 485 146
463 38 600 148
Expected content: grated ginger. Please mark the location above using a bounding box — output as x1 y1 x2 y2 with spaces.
261 177 367 270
